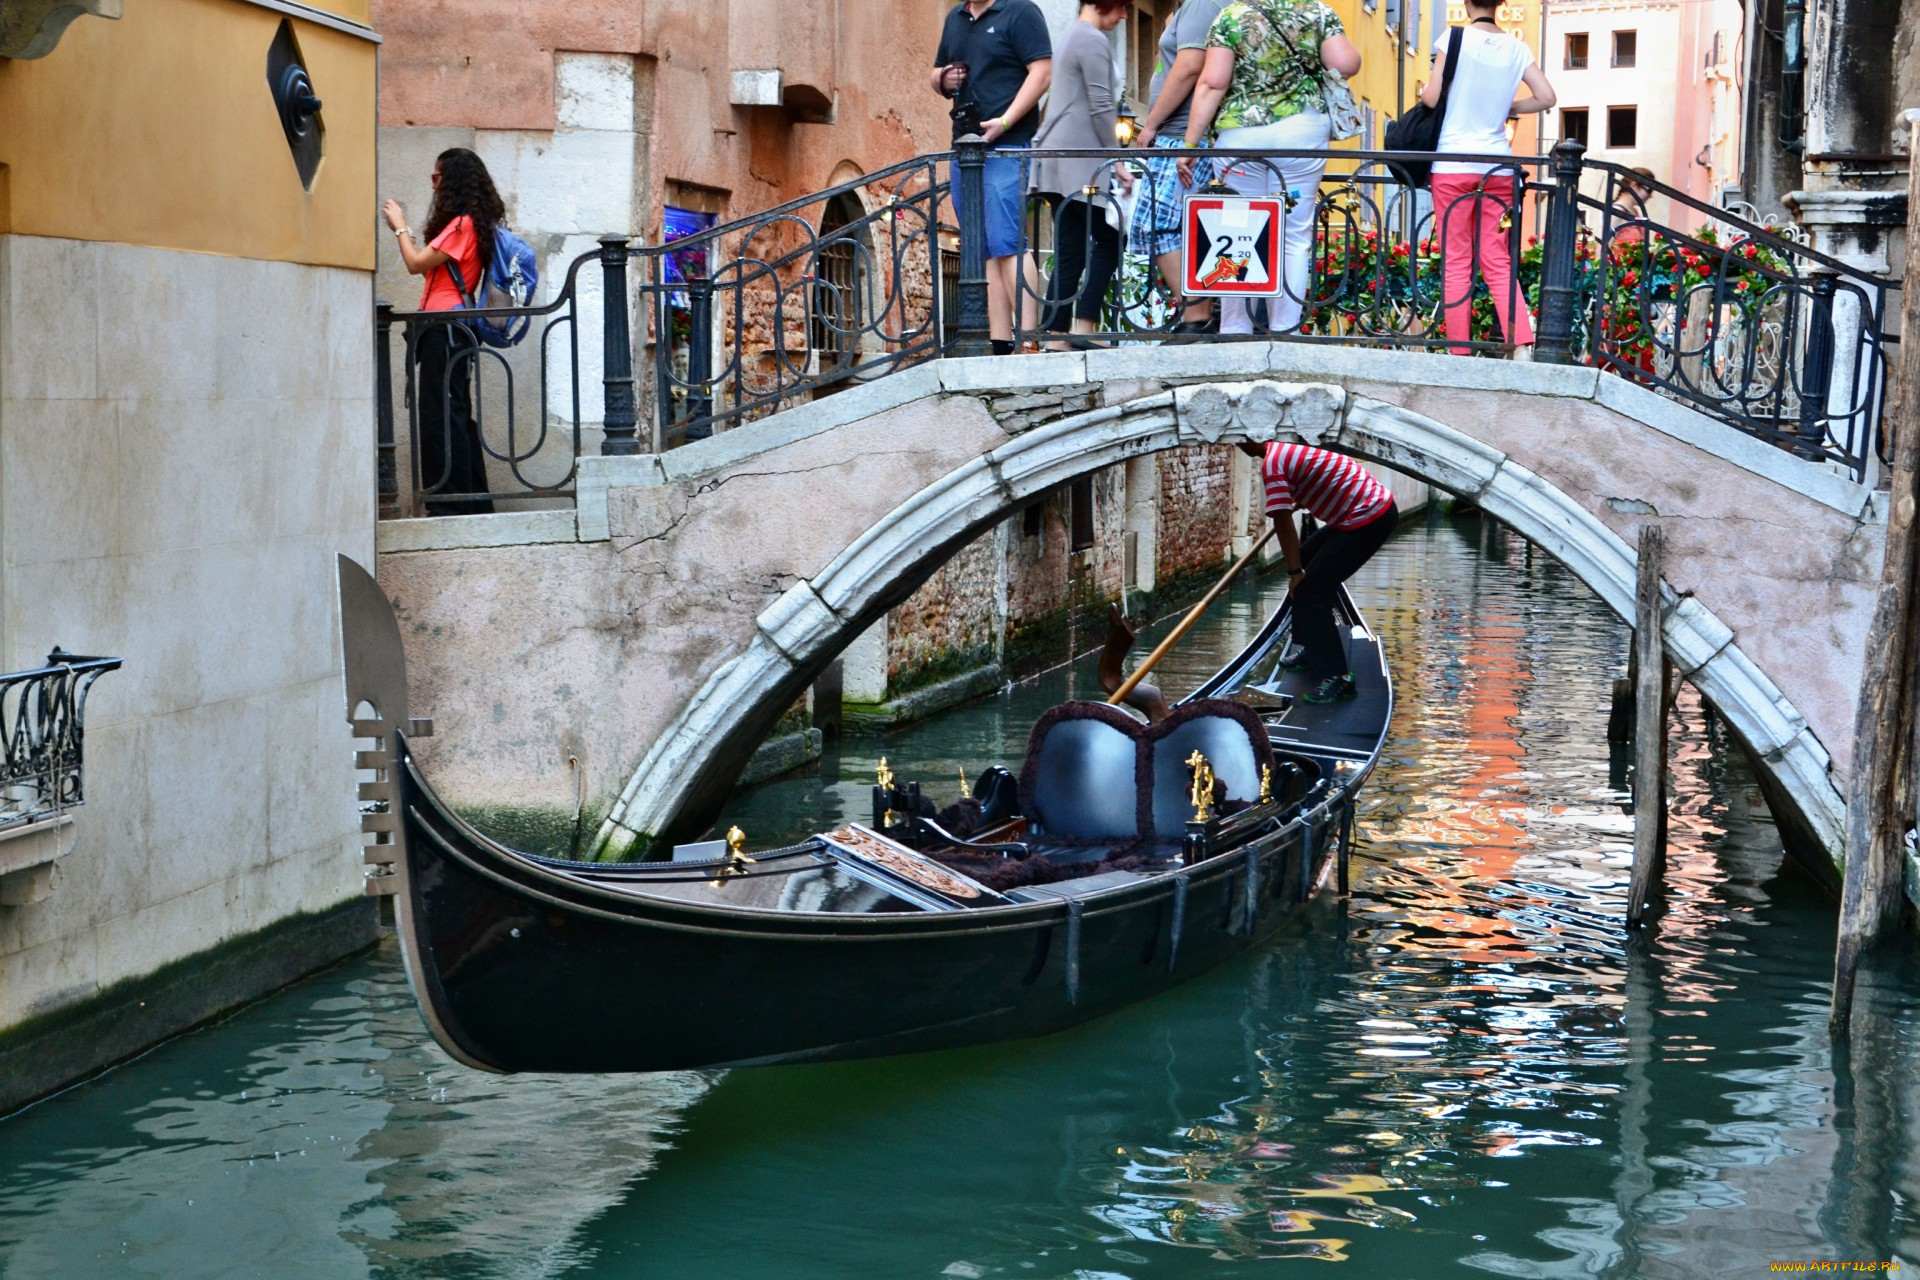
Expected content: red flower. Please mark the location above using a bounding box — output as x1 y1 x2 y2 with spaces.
1742 243 1758 259
1735 279 1750 291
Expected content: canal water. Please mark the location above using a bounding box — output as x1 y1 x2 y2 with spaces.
2 515 1915 1278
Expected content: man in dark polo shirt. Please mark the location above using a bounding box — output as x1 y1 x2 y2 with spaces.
932 0 1052 354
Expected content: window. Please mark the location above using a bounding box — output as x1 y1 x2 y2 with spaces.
1560 107 1590 146
1385 0 1401 31
1612 30 1636 68
810 193 866 378
1069 476 1096 552
1607 106 1637 149
1564 32 1589 70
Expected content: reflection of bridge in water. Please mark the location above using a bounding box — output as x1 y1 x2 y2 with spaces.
369 142 1901 891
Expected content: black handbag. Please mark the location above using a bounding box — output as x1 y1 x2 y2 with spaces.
1383 25 1464 188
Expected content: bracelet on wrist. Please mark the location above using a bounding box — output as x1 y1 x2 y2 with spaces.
393 226 410 238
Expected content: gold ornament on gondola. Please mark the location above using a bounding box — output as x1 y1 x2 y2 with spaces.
876 757 898 828
713 825 756 884
1260 763 1273 805
1187 750 1215 823
958 768 972 800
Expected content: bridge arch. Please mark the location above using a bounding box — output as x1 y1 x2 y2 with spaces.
595 376 1848 863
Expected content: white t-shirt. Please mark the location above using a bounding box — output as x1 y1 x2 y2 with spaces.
1431 27 1532 174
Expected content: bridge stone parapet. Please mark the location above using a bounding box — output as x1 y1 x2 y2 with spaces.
375 344 1884 867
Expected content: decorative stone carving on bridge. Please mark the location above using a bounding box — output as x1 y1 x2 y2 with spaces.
0 0 119 59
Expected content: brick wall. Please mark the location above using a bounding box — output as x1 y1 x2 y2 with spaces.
1155 447 1237 581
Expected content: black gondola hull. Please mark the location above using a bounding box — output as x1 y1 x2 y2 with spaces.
402 760 1346 1072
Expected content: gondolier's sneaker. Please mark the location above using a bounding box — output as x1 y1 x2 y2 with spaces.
1304 674 1357 704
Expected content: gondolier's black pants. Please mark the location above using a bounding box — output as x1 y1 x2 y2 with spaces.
1295 500 1399 681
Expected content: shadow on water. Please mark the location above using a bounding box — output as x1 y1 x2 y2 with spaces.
0 514 1915 1279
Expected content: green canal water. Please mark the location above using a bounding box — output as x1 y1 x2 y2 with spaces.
2 515 1916 1278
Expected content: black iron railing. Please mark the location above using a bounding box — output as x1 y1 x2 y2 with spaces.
374 139 1897 515
0 650 121 834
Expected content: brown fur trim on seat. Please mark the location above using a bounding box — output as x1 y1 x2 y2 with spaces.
1140 697 1278 794
928 845 1158 892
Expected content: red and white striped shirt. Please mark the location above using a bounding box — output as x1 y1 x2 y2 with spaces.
1261 443 1393 531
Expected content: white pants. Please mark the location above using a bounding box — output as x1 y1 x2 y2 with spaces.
1214 113 1329 335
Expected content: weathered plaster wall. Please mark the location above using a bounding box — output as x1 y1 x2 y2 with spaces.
0 236 375 1030
371 0 950 243
0 0 376 268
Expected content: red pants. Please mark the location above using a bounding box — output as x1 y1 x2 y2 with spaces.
1431 172 1534 353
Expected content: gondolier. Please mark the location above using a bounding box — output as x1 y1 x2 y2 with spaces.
1242 441 1399 703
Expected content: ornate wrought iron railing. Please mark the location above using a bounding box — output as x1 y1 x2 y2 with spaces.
374 139 1897 516
0 650 121 835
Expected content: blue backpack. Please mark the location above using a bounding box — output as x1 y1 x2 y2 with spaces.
444 225 539 347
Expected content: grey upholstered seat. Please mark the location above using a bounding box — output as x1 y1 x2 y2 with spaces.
1145 704 1275 839
1025 712 1140 841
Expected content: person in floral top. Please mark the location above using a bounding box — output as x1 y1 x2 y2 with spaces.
1179 0 1359 336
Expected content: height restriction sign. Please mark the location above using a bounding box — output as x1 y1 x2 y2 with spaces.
1181 195 1284 297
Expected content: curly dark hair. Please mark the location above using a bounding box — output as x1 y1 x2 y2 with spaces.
423 147 505 270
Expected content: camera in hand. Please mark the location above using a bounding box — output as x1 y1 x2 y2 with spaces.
949 89 984 142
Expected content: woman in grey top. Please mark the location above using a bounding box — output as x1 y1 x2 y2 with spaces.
1028 0 1130 348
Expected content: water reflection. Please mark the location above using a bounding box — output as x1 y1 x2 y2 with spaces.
0 515 1914 1279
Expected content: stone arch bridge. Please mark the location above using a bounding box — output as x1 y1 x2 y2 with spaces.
376 343 1884 867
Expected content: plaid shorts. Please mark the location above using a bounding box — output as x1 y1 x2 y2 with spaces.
1129 135 1214 258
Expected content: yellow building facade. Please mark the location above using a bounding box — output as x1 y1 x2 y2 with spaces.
0 0 378 1111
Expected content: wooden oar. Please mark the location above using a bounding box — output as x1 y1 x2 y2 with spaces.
1108 528 1276 708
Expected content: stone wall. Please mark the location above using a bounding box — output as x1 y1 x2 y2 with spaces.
1155 447 1237 582
0 236 375 1041
885 529 1002 692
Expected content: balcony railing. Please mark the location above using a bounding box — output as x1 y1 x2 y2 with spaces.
374 140 1897 516
1 650 121 835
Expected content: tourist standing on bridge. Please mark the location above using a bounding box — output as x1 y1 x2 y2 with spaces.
934 0 1053 355
1239 441 1398 703
1177 0 1362 337
1423 0 1556 356
382 148 504 516
1129 0 1233 336
1029 0 1132 349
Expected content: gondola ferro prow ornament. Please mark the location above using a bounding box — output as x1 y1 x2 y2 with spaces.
335 554 498 1076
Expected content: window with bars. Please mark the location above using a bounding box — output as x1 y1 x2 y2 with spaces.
1612 30 1636 68
1565 32 1589 70
810 193 866 379
1560 107 1589 146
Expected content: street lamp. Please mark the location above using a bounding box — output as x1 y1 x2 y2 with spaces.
1115 101 1139 147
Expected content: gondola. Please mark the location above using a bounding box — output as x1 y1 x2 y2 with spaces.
339 556 1393 1074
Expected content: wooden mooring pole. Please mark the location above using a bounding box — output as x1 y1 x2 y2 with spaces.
1831 122 1920 1036
1627 525 1670 926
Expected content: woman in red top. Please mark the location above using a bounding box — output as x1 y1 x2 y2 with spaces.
381 148 505 516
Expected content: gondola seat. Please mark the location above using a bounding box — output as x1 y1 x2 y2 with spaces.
1146 701 1275 839
1019 703 1142 861
1018 699 1277 861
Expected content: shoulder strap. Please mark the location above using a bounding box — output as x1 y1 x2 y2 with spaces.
443 259 475 309
1435 25 1465 109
